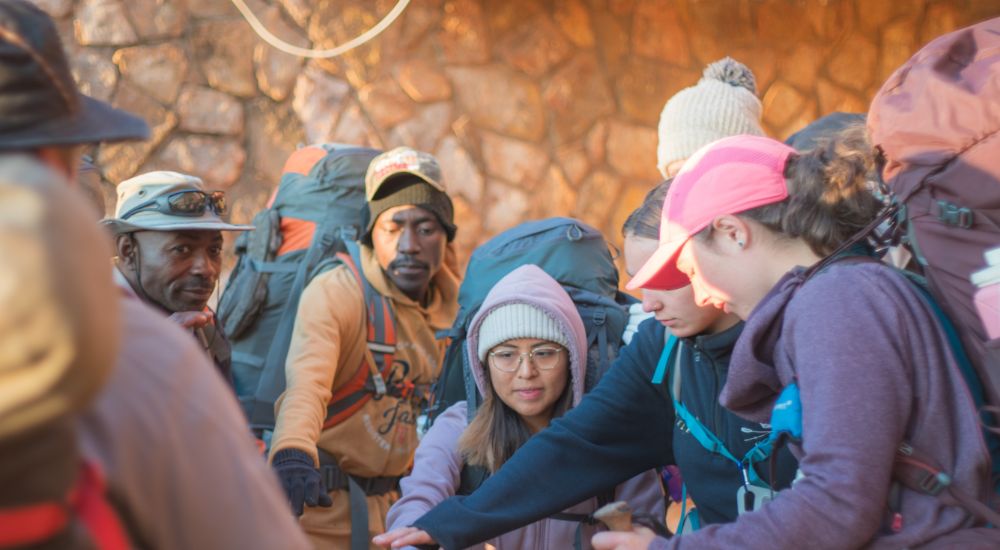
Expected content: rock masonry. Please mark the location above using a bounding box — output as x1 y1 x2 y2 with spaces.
44 0 1000 268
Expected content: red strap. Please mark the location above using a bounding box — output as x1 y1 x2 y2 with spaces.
72 462 130 550
0 500 69 547
0 462 129 549
322 252 398 430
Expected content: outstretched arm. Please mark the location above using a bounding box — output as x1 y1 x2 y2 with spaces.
412 321 675 549
385 402 468 533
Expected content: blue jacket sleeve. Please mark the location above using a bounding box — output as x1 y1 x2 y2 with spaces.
413 320 675 549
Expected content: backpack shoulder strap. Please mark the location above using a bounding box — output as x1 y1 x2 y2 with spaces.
456 463 490 496
663 336 773 488
0 461 131 550
650 332 678 385
322 241 397 430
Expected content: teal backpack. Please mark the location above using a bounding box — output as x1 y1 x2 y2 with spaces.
426 217 636 427
218 143 384 437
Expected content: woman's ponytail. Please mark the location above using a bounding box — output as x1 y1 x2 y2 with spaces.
741 123 883 256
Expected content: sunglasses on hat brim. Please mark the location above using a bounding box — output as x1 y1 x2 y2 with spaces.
121 189 227 221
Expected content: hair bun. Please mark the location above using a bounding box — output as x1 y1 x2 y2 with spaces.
701 57 757 95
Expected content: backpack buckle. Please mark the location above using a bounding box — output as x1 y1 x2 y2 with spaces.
397 379 415 399
592 309 606 326
340 225 358 242
936 200 973 228
918 471 952 496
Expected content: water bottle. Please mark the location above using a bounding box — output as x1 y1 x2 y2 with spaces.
972 246 1000 339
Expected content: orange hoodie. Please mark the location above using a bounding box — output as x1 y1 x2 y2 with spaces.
268 241 459 546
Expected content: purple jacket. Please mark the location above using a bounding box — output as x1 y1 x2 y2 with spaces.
387 265 664 549
654 261 993 549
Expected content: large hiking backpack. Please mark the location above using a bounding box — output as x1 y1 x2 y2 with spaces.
427 217 636 425
868 18 1000 411
763 254 1000 539
217 143 381 434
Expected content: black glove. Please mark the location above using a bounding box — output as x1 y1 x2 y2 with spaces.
272 448 333 516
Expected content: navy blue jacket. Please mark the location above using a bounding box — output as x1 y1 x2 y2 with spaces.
414 319 797 549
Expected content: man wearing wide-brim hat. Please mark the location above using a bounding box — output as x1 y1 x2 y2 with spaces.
0 1 309 548
103 170 252 383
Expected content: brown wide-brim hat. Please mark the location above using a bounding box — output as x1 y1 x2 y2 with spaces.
0 1 149 150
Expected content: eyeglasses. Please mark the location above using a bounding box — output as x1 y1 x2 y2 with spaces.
488 346 565 373
121 190 228 221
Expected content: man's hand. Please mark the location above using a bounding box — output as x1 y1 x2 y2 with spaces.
592 527 658 550
167 310 213 330
271 449 333 516
373 527 436 548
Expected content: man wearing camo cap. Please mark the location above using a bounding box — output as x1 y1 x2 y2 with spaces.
268 146 461 549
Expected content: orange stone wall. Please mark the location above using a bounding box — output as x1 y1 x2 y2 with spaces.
42 0 1000 270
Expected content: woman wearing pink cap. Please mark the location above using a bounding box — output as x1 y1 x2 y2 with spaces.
616 131 997 549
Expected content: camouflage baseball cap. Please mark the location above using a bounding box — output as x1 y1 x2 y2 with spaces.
365 146 444 201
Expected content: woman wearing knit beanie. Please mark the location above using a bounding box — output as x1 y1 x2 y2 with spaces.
656 57 765 178
382 265 663 549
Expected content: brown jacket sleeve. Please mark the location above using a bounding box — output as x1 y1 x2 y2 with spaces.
79 297 311 550
269 266 365 466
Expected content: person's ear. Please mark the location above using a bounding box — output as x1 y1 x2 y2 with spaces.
116 234 137 270
710 215 751 252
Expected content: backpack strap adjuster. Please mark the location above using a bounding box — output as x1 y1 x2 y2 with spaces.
397 379 415 399
340 225 358 242
895 443 952 496
592 309 606 327
935 200 973 228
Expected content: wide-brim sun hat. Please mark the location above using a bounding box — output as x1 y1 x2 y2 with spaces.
102 171 253 234
0 1 149 150
627 135 797 291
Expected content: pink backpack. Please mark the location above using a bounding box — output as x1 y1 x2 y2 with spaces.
868 17 1000 411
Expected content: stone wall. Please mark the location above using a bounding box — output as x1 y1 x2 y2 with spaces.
38 0 1000 269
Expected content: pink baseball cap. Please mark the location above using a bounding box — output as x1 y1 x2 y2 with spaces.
627 135 797 291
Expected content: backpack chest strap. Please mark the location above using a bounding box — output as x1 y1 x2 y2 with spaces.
656 339 773 487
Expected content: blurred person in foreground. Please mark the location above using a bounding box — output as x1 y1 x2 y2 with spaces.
0 2 309 547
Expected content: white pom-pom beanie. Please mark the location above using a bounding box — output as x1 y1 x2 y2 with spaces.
476 303 570 362
656 57 765 178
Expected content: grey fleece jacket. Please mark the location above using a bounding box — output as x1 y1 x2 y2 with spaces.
654 261 993 549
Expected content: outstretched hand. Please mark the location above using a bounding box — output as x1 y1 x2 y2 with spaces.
372 527 436 548
168 310 213 330
271 449 332 517
592 526 658 550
